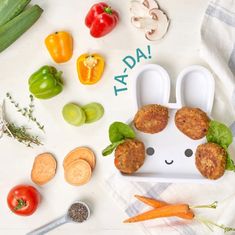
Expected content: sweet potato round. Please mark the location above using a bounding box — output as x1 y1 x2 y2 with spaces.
31 153 57 185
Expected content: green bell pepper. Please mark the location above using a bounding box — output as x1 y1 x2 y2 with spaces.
29 65 63 99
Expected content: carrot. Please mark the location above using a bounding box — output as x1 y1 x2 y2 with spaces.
134 195 194 220
124 204 191 223
134 195 167 207
179 210 194 220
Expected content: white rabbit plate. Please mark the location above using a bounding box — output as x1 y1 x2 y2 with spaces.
120 64 216 183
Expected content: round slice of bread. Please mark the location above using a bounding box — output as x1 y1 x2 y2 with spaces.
63 147 96 170
64 159 92 186
31 153 57 186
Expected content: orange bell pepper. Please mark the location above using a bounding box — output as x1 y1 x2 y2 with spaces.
45 31 73 63
77 53 105 85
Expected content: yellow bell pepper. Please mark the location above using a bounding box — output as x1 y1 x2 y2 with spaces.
45 31 73 63
77 53 105 85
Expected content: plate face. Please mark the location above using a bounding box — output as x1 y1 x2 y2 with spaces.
119 64 215 183
120 108 209 183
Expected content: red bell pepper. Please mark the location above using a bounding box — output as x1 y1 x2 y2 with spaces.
85 2 119 38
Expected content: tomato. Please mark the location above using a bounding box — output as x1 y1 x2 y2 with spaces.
7 185 40 216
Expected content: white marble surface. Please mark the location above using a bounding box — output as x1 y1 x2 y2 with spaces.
0 0 209 234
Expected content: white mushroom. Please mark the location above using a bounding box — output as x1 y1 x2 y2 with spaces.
131 17 142 28
145 9 169 41
130 0 150 17
142 0 159 10
131 16 158 30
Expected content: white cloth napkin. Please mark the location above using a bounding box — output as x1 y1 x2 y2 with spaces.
104 1 235 235
201 0 235 128
105 173 235 235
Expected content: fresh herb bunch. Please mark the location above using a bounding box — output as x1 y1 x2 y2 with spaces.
4 122 42 147
6 93 44 132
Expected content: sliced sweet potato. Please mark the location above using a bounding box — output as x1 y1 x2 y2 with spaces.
64 159 92 186
31 153 57 186
63 147 96 170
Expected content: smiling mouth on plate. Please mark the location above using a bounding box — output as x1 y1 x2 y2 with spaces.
165 160 174 165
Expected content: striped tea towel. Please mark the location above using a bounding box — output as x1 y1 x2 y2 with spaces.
105 173 235 235
104 1 235 235
201 0 235 128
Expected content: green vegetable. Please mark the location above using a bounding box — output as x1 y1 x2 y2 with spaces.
226 154 235 171
0 5 43 53
6 93 44 132
29 65 63 99
82 102 104 124
102 140 124 156
62 103 86 126
0 0 31 26
109 122 135 143
4 122 42 147
206 120 233 149
206 120 234 171
102 121 136 157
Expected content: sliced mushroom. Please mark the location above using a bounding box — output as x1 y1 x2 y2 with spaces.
145 9 169 41
142 0 159 9
131 17 142 28
130 0 150 17
131 16 158 30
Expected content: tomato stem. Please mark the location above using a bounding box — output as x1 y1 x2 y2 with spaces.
14 198 27 211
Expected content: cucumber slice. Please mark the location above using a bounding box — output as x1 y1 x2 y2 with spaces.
62 103 86 126
82 102 104 124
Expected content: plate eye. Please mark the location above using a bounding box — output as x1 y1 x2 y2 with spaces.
146 147 155 156
185 149 193 157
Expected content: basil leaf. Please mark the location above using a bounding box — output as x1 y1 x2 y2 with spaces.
102 140 124 157
109 122 135 143
226 153 235 171
206 121 233 148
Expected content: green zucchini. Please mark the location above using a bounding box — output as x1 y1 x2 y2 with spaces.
0 0 31 26
0 5 43 53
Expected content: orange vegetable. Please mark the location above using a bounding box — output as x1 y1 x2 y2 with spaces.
31 153 57 186
124 204 191 223
135 195 167 207
64 159 92 186
45 31 73 63
134 195 194 220
63 147 96 171
77 53 105 85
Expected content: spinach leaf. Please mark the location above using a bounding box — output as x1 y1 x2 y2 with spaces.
109 122 135 143
206 121 233 149
206 120 234 171
226 153 235 171
102 140 124 157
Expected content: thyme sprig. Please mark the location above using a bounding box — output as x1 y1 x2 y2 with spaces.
4 122 42 147
6 93 44 132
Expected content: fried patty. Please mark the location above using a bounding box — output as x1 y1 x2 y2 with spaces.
134 104 168 134
195 143 226 180
114 139 145 174
175 107 210 140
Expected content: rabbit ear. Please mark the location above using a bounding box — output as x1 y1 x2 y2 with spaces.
176 65 215 115
133 64 170 108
